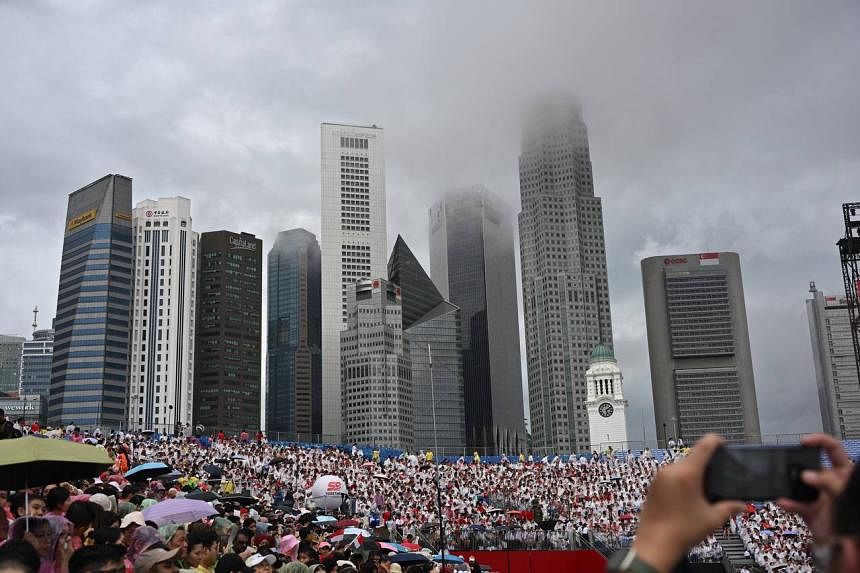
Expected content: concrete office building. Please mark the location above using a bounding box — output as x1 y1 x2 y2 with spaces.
320 123 387 440
340 278 412 450
0 335 25 394
267 229 322 440
128 198 198 433
642 252 761 444
49 174 133 429
430 186 525 455
21 329 54 415
518 99 614 454
389 235 466 455
194 231 262 435
806 283 860 439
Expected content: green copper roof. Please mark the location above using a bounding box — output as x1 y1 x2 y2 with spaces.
590 344 616 363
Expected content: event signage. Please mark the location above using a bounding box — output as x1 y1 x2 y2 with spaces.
67 208 98 231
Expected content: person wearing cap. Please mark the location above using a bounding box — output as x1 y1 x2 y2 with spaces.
120 511 146 546
245 553 276 573
135 547 181 573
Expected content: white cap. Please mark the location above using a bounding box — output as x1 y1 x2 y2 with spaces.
121 511 146 528
244 554 276 567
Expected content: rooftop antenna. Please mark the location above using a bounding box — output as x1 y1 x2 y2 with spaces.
809 281 817 293
32 305 38 333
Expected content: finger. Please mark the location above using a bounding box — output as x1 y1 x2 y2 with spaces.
712 500 746 523
776 497 815 518
801 433 850 468
803 470 849 498
686 434 725 478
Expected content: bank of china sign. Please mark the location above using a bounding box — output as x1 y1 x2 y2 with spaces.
229 236 257 251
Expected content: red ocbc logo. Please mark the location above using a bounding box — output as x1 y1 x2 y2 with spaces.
664 257 687 265
326 481 342 492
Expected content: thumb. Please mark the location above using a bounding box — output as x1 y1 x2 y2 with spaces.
712 501 745 523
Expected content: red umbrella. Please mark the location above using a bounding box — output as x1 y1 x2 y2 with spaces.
335 519 360 528
619 514 634 521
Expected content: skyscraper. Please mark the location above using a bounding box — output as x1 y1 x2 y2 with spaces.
21 328 54 407
429 186 524 455
193 231 262 435
642 252 761 445
518 99 613 454
340 278 412 450
49 174 133 429
0 335 25 394
389 235 466 455
806 283 860 439
128 198 198 433
267 228 322 440
320 123 387 440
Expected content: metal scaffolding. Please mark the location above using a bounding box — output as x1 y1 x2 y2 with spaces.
837 202 860 379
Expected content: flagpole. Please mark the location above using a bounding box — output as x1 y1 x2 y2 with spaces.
428 344 445 565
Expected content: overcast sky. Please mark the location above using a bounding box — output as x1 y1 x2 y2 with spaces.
2 1 859 441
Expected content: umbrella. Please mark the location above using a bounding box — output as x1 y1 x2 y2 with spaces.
213 458 231 464
379 542 408 553
433 554 464 564
761 530 775 537
0 436 114 490
314 515 337 525
469 525 486 531
783 530 800 537
156 470 183 483
506 510 522 516
334 519 360 528
362 462 376 468
126 462 172 481
270 457 289 465
345 527 371 537
372 473 390 480
390 553 429 565
143 498 218 525
486 508 503 514
220 494 258 506
202 465 223 479
231 455 247 460
186 491 220 502
619 514 634 521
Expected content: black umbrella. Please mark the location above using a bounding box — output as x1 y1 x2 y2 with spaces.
186 490 220 502
220 494 258 506
389 553 430 565
202 464 223 479
213 458 231 464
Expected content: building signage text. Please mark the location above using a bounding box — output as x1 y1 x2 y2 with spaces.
229 236 257 251
67 209 98 231
663 257 687 265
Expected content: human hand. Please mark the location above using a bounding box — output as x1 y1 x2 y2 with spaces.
777 433 853 545
632 435 745 573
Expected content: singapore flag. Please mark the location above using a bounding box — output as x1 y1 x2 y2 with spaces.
699 252 720 266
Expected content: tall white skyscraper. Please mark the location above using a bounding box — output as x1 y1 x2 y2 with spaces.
128 197 198 433
807 282 860 439
320 123 387 439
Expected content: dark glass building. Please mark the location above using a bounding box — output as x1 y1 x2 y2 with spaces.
429 187 525 455
193 231 262 436
389 236 466 455
49 174 133 429
267 229 322 440
21 328 55 409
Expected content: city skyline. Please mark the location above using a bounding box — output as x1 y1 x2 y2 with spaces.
2 2 858 439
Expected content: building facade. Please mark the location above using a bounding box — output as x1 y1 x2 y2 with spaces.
340 278 413 450
429 186 525 455
21 329 54 413
0 335 25 394
518 99 614 454
0 393 45 426
806 283 860 439
267 229 322 440
389 235 466 455
128 198 198 433
585 345 628 451
320 122 388 440
642 252 761 445
193 231 262 436
49 174 133 429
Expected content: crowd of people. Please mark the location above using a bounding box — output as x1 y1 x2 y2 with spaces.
0 414 849 573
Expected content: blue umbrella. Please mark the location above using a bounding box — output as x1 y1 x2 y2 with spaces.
433 554 464 564
125 461 172 481
313 515 337 524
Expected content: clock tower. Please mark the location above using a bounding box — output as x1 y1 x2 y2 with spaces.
585 345 629 451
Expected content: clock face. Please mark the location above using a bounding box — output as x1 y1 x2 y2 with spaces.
598 402 614 418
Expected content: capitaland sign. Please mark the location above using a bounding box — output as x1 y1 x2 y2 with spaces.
66 208 98 231
229 236 257 251
663 257 688 265
144 209 171 218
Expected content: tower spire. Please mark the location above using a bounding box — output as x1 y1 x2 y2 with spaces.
32 305 39 333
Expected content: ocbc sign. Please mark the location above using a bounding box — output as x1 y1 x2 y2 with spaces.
664 257 687 265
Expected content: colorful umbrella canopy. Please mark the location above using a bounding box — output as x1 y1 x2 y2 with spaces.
313 515 337 524
389 553 429 565
0 436 114 490
125 462 172 481
334 519 360 528
185 491 220 502
142 498 218 525
433 554 464 564
379 542 408 553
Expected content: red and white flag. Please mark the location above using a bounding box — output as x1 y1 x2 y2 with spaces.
699 252 720 266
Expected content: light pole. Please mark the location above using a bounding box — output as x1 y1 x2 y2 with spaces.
168 405 174 437
428 345 446 564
